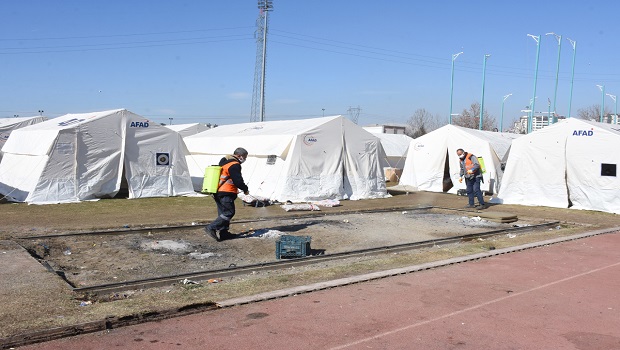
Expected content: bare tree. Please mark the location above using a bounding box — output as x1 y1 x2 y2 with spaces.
452 102 497 131
405 108 441 138
577 104 612 121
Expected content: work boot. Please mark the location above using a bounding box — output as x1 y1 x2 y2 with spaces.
204 227 220 241
476 203 488 210
464 204 475 209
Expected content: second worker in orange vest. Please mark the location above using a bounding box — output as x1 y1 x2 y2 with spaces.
457 148 487 209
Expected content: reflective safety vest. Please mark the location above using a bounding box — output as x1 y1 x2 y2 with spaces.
218 160 241 193
465 153 478 174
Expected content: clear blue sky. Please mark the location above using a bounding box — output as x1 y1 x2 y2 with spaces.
1 1 619 127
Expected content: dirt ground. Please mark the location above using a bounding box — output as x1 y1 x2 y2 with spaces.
16 209 543 288
1 191 618 342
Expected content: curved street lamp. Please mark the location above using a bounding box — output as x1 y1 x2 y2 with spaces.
597 85 605 122
546 32 562 118
527 34 541 134
500 93 512 132
566 38 577 118
479 54 491 130
449 51 463 125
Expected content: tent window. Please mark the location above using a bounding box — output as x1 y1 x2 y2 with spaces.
601 163 616 177
266 155 277 165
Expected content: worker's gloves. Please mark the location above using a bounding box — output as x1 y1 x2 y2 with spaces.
466 170 474 174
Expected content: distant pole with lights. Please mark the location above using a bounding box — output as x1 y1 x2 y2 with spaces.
597 85 605 122
449 51 463 125
527 34 541 134
500 93 512 132
38 110 44 116
546 33 562 118
169 117 173 125
567 38 577 118
479 54 491 130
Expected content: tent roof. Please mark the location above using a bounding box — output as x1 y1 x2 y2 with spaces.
166 123 205 132
436 125 521 160
185 115 347 156
0 116 47 127
13 109 126 132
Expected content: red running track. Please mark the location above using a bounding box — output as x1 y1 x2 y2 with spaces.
23 232 620 350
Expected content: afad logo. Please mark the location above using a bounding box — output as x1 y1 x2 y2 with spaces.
303 134 318 146
572 128 594 136
58 118 85 127
413 142 424 151
130 121 149 128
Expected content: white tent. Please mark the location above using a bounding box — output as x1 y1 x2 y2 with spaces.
496 118 620 214
369 132 412 169
184 115 388 202
399 124 521 194
165 123 211 137
0 109 195 204
0 116 48 161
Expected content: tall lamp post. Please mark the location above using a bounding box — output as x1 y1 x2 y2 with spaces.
527 34 541 134
606 93 617 124
597 85 605 122
500 93 512 132
449 51 463 125
479 54 491 130
567 38 577 118
546 33 562 119
169 117 173 125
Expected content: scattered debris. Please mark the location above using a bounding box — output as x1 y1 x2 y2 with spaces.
63 248 72 255
281 203 320 212
246 229 285 239
181 278 199 285
79 301 92 306
507 234 517 238
188 252 218 259
311 199 341 207
140 240 191 253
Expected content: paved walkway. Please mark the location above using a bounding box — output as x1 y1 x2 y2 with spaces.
23 232 620 350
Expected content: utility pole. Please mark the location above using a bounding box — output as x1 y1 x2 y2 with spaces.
250 0 273 122
347 106 361 124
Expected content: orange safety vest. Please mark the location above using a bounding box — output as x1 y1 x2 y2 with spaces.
218 160 241 193
464 153 477 174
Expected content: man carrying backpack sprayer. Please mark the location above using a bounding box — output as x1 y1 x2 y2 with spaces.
205 147 249 241
457 148 487 209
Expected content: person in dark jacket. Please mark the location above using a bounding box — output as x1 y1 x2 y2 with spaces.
205 147 249 241
457 148 487 209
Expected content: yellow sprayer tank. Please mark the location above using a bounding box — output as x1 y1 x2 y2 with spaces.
202 166 222 193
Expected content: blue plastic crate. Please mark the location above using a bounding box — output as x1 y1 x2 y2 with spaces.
276 235 312 259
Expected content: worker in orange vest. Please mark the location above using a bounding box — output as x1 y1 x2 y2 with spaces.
205 147 249 241
457 148 487 209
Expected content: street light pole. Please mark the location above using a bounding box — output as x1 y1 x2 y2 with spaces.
597 85 605 122
169 117 173 125
500 93 512 132
567 38 577 118
546 32 562 119
449 51 463 125
606 93 617 124
528 34 541 134
322 108 325 117
479 54 491 130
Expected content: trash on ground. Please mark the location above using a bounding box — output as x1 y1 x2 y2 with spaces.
246 229 285 239
188 252 218 259
507 233 517 238
311 199 341 207
207 278 221 283
181 278 200 285
281 203 320 212
79 301 92 306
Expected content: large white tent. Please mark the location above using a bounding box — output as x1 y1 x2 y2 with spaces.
184 115 388 202
399 124 521 194
0 109 195 204
496 118 620 214
165 123 211 137
369 132 412 169
0 116 48 161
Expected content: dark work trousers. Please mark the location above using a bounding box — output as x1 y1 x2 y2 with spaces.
207 193 236 232
464 176 485 206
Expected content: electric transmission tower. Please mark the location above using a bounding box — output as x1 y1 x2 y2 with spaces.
348 106 361 124
250 0 273 122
